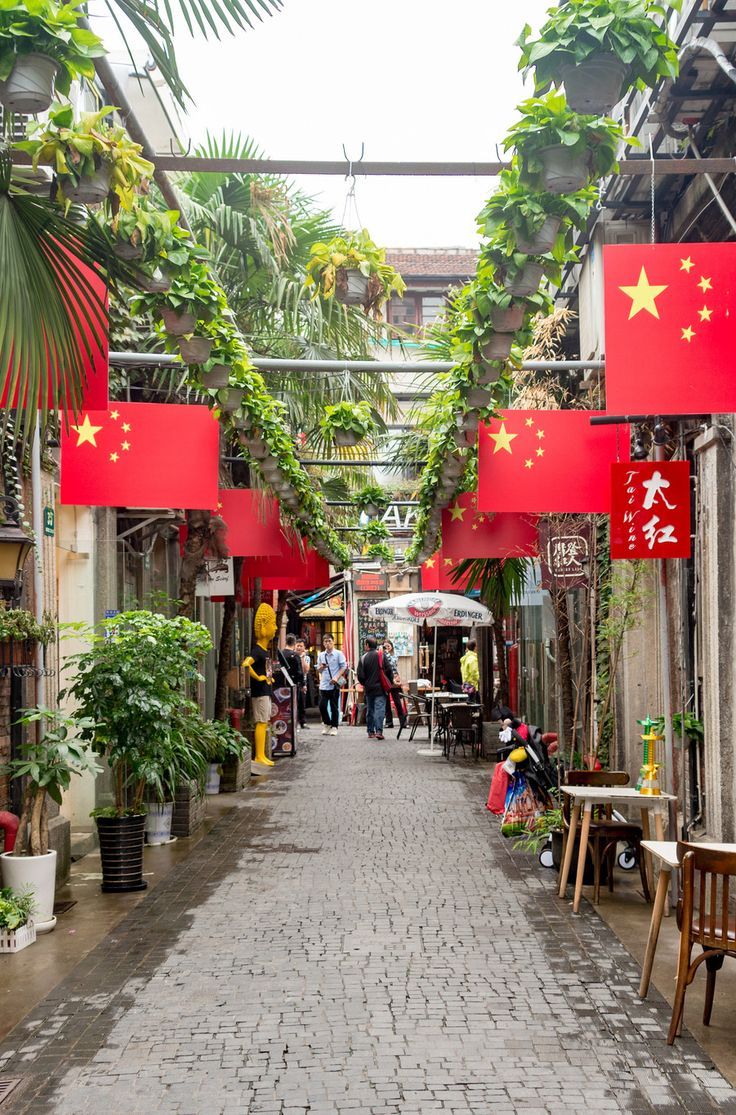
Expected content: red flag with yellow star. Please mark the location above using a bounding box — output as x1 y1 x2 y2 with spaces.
604 243 736 414
477 411 625 513
217 490 284 556
60 403 219 508
421 552 471 591
441 493 539 559
242 537 329 590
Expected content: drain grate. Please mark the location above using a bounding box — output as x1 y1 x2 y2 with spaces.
52 900 77 916
0 1079 21 1106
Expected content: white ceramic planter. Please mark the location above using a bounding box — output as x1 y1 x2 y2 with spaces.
144 802 174 845
489 303 525 333
179 336 212 364
505 261 544 298
561 53 627 115
162 308 197 336
334 429 361 447
1 850 57 934
337 270 369 306
514 216 562 256
206 763 222 795
61 164 113 206
539 146 590 194
0 53 58 114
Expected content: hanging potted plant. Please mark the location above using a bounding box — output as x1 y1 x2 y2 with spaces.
504 93 625 195
353 483 391 519
320 400 376 448
191 319 248 384
358 519 391 553
105 199 183 262
478 167 595 256
364 541 393 563
64 610 212 892
0 0 105 114
517 0 680 115
1 707 100 932
131 259 228 338
0 605 54 667
0 886 36 953
305 229 405 315
17 103 154 207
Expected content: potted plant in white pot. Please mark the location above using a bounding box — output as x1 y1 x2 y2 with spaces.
64 610 212 891
320 400 376 448
504 93 625 195
196 718 248 796
517 0 680 115
0 0 105 114
17 103 154 207
353 483 391 519
0 886 36 953
305 229 405 315
1 706 100 932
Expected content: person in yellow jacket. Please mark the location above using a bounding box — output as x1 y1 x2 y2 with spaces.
460 639 479 697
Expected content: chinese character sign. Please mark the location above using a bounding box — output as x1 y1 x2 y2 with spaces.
610 463 691 559
539 518 591 589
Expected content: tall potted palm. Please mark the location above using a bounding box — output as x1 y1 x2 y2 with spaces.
1 707 100 931
64 610 212 891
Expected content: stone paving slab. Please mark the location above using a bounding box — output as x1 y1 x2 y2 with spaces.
0 732 735 1114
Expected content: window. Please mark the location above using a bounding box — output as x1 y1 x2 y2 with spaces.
387 296 420 331
420 296 446 326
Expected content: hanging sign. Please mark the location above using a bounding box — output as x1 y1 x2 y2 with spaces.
539 518 591 589
354 571 387 593
196 558 235 597
610 462 691 559
43 507 55 537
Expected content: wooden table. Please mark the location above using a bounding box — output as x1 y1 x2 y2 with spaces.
558 786 677 915
638 839 736 999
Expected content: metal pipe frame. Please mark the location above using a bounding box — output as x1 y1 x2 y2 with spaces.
108 351 605 374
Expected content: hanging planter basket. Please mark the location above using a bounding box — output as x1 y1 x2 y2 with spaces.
201 364 230 390
466 386 494 409
138 268 171 294
218 387 244 412
505 261 544 299
0 637 37 668
514 216 562 256
475 363 504 386
336 268 369 307
113 241 143 261
60 164 113 206
178 336 213 364
489 302 525 333
481 334 513 362
538 145 590 194
245 439 270 459
334 429 361 448
95 814 147 893
162 308 197 336
0 53 58 114
561 53 627 116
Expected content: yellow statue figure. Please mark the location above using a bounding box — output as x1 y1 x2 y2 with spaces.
243 602 278 767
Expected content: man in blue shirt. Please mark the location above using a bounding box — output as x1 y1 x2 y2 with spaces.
316 635 347 736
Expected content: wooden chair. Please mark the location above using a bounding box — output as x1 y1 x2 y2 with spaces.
668 842 736 1045
563 771 651 905
406 694 430 741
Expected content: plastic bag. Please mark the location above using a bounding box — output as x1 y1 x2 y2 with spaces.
487 762 512 815
500 773 543 838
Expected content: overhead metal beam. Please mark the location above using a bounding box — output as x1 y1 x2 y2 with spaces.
109 352 605 374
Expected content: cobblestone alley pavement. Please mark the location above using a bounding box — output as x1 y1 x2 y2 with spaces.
1 732 735 1114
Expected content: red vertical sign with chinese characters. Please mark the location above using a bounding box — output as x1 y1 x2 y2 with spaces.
610 462 691 559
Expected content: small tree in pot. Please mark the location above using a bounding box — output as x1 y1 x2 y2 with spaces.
64 610 212 891
1 707 100 932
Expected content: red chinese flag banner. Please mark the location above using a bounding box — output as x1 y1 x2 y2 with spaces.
441 492 539 559
61 403 219 508
604 243 736 414
217 490 284 557
610 462 691 559
421 553 471 591
242 537 330 590
478 411 626 513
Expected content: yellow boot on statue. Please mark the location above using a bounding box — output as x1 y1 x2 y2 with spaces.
253 722 274 767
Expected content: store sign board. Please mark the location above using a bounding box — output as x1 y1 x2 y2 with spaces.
539 518 591 589
196 558 234 597
355 571 387 593
610 462 691 559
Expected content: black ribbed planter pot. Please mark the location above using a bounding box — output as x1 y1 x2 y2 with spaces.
95 814 147 893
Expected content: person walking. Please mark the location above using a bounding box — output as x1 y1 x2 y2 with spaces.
357 636 388 740
295 638 310 729
460 638 480 699
316 634 347 736
382 639 407 731
282 635 304 731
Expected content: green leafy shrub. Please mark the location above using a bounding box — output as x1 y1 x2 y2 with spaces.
0 886 35 930
0 0 105 97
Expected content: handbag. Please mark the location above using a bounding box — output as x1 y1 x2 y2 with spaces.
377 649 393 694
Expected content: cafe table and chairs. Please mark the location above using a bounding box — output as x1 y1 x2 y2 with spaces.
558 784 676 914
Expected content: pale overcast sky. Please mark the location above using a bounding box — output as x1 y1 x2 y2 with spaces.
170 0 552 247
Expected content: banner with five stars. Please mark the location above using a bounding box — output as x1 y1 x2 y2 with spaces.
421 552 472 592
477 411 626 513
60 403 220 508
604 243 736 414
242 536 330 590
441 493 539 559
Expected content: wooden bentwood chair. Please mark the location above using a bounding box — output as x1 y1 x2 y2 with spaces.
563 771 651 905
668 842 736 1044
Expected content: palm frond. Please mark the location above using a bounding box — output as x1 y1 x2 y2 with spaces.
451 557 531 616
